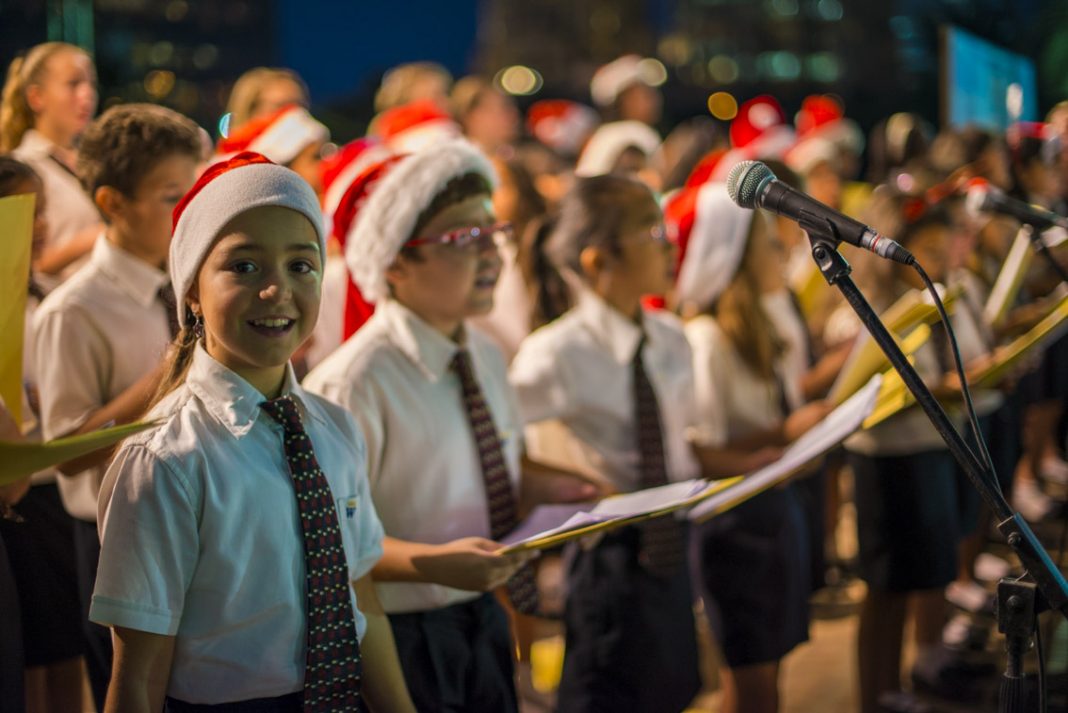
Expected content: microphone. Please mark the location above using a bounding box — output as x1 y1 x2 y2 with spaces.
963 178 1068 232
727 160 914 265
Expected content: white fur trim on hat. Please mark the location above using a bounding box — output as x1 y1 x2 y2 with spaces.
785 135 839 176
321 143 394 234
170 163 326 327
590 55 646 107
711 124 797 181
575 120 661 177
675 182 752 309
345 138 498 303
386 118 461 154
216 107 328 166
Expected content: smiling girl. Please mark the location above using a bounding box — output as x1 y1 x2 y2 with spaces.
90 153 414 713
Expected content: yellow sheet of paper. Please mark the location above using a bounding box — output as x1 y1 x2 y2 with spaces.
0 420 159 485
983 227 1034 326
973 293 1068 389
791 260 829 319
0 194 35 426
831 323 932 404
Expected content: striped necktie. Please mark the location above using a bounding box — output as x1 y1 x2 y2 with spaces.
633 336 686 578
260 395 363 712
451 349 539 614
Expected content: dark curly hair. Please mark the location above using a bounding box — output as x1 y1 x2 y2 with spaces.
77 103 202 198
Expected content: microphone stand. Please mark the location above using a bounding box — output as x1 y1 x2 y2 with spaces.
1020 223 1068 287
803 220 1068 713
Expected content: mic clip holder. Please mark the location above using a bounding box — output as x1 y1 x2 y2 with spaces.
804 220 1068 624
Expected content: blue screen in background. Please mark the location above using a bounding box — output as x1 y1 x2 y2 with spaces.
946 26 1038 131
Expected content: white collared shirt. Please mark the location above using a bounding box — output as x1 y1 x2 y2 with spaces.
303 298 524 614
91 346 384 704
33 236 172 520
509 290 701 491
12 130 100 267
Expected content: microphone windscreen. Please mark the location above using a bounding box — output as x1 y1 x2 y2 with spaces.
727 160 774 209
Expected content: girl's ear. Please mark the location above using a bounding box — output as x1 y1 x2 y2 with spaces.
579 244 607 281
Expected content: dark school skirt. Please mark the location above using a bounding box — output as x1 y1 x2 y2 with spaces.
692 483 811 668
0 482 83 666
849 449 959 592
557 525 701 713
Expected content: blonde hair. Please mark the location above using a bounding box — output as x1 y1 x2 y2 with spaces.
0 42 89 153
226 67 309 129
374 62 452 113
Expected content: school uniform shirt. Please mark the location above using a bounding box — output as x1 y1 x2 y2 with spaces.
304 252 347 371
303 298 524 614
509 290 701 491
685 315 795 446
90 346 384 704
12 130 99 266
33 236 172 521
762 290 810 412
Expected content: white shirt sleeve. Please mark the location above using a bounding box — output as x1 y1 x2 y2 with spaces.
34 303 108 439
334 411 385 582
509 339 572 425
685 319 729 449
90 444 200 636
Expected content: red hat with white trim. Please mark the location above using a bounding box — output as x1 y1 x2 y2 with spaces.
711 95 796 181
214 104 328 165
320 137 393 234
526 99 600 156
374 98 462 154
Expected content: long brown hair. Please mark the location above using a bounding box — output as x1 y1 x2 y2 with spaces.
711 214 784 382
148 306 199 411
0 42 89 153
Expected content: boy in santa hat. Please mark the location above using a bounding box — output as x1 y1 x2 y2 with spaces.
303 138 602 712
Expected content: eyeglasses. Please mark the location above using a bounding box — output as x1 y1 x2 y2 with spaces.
405 222 513 251
626 223 676 246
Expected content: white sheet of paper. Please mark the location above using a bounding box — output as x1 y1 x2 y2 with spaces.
688 374 883 522
501 479 710 548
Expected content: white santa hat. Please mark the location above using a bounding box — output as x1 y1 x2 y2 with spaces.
672 181 753 310
526 99 600 157
214 104 328 166
575 120 661 177
345 138 498 303
170 152 325 327
590 54 660 107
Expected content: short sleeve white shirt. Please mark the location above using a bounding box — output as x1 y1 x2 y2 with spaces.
33 236 172 520
303 298 524 614
685 315 791 446
509 290 701 491
90 346 384 704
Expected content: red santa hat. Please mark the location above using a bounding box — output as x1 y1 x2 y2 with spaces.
170 152 325 328
575 120 661 177
785 94 864 174
320 137 393 233
711 95 796 181
343 138 498 304
526 99 600 157
214 104 328 165
374 98 462 154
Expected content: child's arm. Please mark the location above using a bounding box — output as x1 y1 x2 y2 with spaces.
34 224 100 276
519 455 607 514
373 536 532 591
353 575 417 713
692 443 783 480
105 626 175 713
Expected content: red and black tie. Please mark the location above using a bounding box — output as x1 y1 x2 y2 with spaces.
633 336 686 578
260 395 363 712
451 349 539 615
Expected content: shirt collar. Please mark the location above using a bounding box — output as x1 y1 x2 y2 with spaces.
186 344 323 437
378 298 463 382
575 289 645 364
91 235 170 308
16 129 53 158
